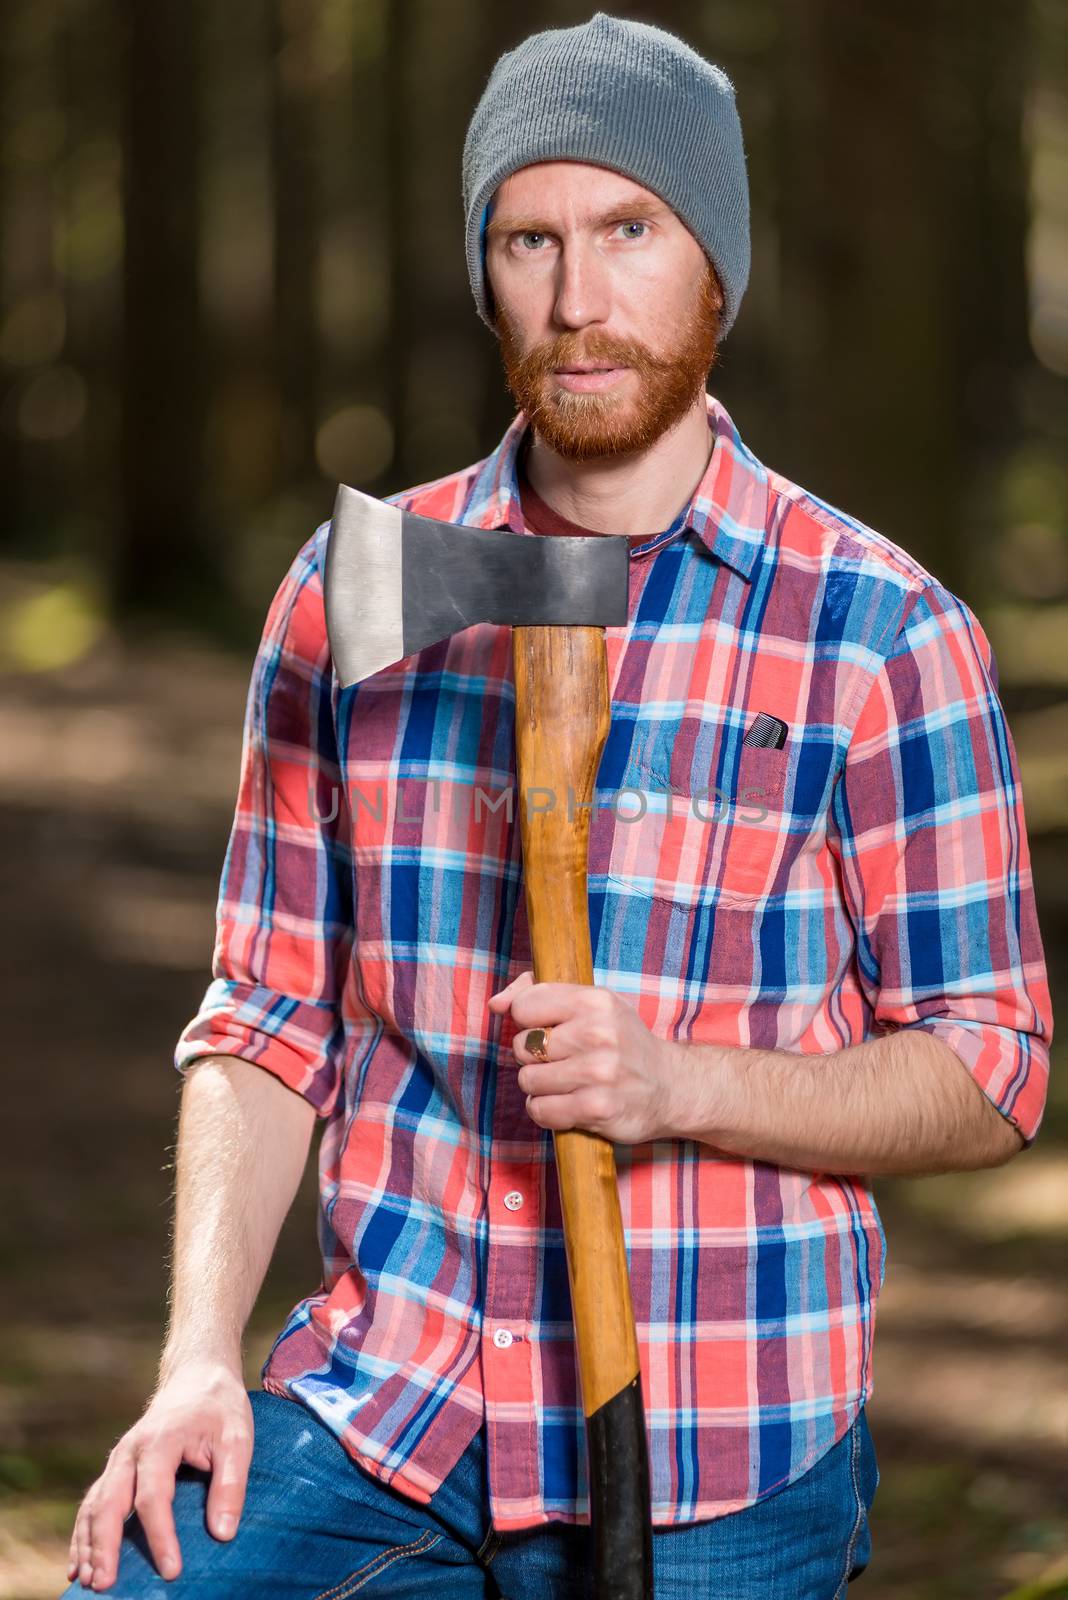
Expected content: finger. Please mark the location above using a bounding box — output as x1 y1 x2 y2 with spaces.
507 979 607 1029
517 1057 591 1097
516 1020 615 1077
487 970 534 1009
204 1424 253 1540
525 1092 580 1131
86 1455 137 1590
68 1501 85 1579
513 1017 581 1063
71 1502 92 1588
132 1442 185 1582
527 1089 614 1133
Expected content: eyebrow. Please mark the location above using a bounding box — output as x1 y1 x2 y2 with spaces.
484 199 673 244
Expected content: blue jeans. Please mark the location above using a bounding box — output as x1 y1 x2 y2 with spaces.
62 1389 878 1598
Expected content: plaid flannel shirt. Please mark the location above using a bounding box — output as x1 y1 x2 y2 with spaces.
175 392 1051 1529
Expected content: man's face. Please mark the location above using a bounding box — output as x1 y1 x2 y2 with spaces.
484 161 723 462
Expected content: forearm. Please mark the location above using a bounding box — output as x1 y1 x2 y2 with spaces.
158 1056 316 1384
662 1027 1025 1176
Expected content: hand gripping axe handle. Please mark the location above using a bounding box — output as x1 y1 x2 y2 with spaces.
325 484 653 1600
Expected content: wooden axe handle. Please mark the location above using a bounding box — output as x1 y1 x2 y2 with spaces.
512 624 653 1600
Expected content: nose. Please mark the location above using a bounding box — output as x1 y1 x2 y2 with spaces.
552 239 611 332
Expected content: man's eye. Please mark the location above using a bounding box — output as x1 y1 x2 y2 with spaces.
618 221 647 239
519 231 548 250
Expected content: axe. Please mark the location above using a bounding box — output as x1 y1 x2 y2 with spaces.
324 483 653 1600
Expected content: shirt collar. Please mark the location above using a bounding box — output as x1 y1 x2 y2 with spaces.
463 391 770 583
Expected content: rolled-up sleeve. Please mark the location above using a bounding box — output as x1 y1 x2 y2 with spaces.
831 580 1053 1147
174 525 354 1119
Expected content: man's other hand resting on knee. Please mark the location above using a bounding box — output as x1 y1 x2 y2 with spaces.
66 1057 315 1592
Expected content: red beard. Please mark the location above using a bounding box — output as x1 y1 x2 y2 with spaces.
494 264 722 462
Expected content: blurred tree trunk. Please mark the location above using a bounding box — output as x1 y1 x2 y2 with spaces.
271 0 320 484
115 0 207 617
61 0 122 579
776 1 956 588
384 0 416 484
945 0 1033 602
0 3 65 555
0 6 16 545
775 1 1032 601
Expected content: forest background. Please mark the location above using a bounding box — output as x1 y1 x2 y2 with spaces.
1 3 1066 1596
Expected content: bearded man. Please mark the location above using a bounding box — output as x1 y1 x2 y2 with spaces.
65 13 1051 1600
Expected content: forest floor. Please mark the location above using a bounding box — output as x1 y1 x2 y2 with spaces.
1 608 1065 1600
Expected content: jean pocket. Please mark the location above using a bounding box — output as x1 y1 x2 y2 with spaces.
840 1411 878 1591
311 1528 444 1599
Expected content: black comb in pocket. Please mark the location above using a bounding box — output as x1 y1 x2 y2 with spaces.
742 712 788 750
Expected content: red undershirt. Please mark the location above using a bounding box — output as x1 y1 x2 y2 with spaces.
517 450 654 549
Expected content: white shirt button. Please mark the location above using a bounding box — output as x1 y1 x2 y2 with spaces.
492 1328 513 1349
503 1191 524 1211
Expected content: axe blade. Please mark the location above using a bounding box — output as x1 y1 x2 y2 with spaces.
324 483 630 687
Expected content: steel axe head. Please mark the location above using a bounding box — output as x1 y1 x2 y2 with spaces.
324 483 630 687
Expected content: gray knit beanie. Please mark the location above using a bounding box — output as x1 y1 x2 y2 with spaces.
462 12 750 339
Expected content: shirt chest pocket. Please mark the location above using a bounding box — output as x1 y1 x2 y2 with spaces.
603 743 789 908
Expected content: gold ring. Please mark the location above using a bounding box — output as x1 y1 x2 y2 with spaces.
526 1026 552 1063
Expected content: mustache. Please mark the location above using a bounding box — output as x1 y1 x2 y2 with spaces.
508 333 672 381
